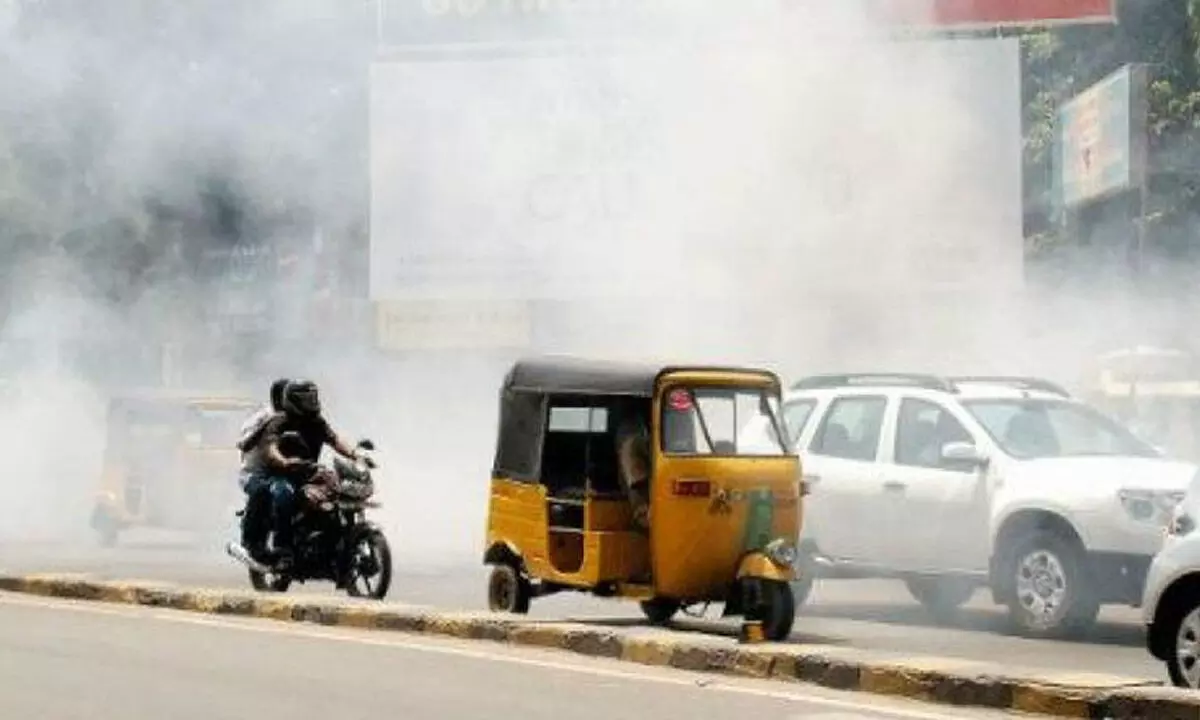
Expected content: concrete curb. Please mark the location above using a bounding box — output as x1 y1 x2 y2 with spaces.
1 573 1195 719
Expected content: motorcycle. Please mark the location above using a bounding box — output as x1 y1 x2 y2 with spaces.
225 438 393 600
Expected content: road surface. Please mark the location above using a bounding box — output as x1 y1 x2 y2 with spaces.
0 590 1047 719
0 539 1162 682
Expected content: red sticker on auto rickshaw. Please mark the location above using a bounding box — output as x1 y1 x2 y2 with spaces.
667 389 693 411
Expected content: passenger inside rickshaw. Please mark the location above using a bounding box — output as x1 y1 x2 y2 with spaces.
538 396 653 532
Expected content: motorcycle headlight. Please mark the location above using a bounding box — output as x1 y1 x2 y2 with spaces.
764 538 798 568
1118 488 1185 524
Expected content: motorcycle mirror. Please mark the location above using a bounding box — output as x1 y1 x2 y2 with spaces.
357 439 375 451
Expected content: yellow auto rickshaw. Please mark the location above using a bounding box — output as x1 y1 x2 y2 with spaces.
90 389 259 546
483 356 803 640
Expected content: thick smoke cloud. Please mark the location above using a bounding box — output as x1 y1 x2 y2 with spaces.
0 0 1176 563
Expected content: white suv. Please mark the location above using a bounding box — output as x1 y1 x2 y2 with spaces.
755 373 1198 638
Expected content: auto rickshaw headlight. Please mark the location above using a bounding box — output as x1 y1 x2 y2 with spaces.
764 538 798 568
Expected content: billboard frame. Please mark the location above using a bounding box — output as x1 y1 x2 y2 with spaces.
1054 62 1149 211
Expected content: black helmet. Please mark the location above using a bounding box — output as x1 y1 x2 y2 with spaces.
282 379 321 418
269 378 290 411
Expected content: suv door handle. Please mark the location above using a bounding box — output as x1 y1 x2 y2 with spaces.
882 480 906 492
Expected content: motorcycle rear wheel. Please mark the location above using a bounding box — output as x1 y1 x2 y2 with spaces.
345 529 392 600
249 568 292 593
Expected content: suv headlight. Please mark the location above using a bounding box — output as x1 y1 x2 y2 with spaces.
1118 488 1185 524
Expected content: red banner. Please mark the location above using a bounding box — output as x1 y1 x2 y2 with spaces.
874 0 1117 29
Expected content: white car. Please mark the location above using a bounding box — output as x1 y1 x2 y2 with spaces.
742 373 1197 638
1143 475 1200 688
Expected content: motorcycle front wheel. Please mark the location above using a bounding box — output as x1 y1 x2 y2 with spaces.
344 528 392 600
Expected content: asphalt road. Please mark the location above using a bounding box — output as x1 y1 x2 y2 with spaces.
0 591 1045 720
0 538 1164 683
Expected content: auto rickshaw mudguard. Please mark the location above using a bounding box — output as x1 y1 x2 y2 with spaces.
484 540 524 570
736 551 795 583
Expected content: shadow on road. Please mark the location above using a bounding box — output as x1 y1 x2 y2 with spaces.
560 616 849 647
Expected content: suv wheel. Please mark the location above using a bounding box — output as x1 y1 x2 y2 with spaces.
1000 530 1099 638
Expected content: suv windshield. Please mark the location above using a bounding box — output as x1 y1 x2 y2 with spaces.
961 398 1158 460
662 386 789 456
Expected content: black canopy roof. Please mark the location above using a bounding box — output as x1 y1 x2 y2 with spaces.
502 355 781 398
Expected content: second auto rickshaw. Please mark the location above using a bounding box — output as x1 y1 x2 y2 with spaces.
1085 346 1200 461
483 356 804 640
91 389 258 546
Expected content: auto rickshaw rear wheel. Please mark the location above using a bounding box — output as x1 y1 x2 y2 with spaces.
488 563 532 614
759 580 796 641
639 598 681 625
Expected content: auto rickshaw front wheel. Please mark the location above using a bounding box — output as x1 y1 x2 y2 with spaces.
758 579 796 641
487 563 532 614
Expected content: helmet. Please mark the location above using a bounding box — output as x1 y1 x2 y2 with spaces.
282 379 321 419
269 378 290 411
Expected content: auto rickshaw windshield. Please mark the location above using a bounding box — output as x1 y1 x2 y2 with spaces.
663 385 790 456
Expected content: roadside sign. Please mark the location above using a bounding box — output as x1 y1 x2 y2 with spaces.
375 300 532 351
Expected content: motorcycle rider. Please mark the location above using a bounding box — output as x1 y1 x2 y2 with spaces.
256 379 363 567
236 377 289 563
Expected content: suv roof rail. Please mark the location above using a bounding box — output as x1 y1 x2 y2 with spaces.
791 373 956 393
950 376 1072 398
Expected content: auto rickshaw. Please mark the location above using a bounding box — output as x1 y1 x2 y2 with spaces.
90 389 259 546
483 356 803 641
1084 346 1200 461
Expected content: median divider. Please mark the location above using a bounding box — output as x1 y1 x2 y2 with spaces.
0 573 1194 719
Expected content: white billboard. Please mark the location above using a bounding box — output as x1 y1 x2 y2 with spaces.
368 35 1023 318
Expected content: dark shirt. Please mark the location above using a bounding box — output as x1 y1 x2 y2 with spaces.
256 413 338 472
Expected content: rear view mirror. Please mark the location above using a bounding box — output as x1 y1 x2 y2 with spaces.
940 441 988 469
357 438 376 451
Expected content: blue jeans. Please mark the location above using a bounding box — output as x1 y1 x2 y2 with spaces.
240 472 272 556
268 478 297 553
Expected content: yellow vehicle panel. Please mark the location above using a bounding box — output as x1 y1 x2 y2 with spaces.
486 478 651 586
650 455 800 599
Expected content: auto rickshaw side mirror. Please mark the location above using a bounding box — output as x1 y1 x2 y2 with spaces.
357 438 376 451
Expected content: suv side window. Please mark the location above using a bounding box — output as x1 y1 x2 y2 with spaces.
782 399 818 445
894 397 973 470
809 395 887 461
